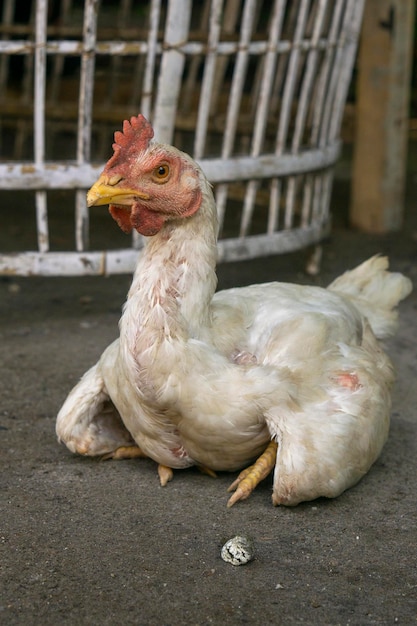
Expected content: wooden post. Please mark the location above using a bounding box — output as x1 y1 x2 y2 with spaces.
350 0 415 232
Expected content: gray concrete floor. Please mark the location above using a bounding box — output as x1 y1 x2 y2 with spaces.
1 153 416 625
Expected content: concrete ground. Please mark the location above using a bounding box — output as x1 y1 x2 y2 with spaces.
1 155 416 625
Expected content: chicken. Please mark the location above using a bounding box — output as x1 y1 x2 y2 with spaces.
56 114 412 506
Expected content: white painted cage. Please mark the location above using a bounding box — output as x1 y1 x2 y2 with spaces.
0 0 364 276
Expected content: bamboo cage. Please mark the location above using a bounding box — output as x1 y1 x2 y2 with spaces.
0 0 364 276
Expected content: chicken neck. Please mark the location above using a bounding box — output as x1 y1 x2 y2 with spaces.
119 177 219 384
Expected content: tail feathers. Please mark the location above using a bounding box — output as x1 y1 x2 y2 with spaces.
328 255 412 339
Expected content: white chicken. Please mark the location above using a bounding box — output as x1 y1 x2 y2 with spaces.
56 114 412 506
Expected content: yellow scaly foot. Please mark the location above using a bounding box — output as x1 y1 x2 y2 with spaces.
102 446 174 487
101 448 217 489
226 440 278 507
158 464 174 486
158 464 217 485
197 465 217 478
101 445 148 461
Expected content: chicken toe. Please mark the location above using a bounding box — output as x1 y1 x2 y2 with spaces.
103 447 174 487
197 465 218 478
158 464 174 486
226 441 278 507
101 445 148 461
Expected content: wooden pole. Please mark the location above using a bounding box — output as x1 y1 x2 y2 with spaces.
350 0 415 232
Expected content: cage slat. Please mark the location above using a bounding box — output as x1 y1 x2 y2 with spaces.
0 216 331 277
270 0 311 235
310 0 344 145
220 0 257 235
0 143 341 189
208 0 241 117
275 0 310 154
240 0 286 237
291 0 328 152
34 0 49 253
139 0 162 118
181 0 211 115
153 0 192 143
267 178 281 234
0 33 354 58
317 4 351 148
327 0 365 142
284 176 297 229
221 0 257 159
300 174 313 227
103 0 134 108
193 0 224 159
49 0 73 104
0 0 15 101
75 0 99 252
34 0 47 161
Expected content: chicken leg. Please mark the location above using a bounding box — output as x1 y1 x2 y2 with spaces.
226 441 278 507
102 445 174 486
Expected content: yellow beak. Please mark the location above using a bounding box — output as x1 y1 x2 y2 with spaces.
87 176 149 207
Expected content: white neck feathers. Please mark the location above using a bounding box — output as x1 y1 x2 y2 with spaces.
120 175 218 365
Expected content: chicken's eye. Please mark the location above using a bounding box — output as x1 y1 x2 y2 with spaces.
153 163 170 182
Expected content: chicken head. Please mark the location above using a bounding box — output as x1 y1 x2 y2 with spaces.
87 114 202 236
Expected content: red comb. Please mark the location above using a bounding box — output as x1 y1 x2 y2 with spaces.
106 114 154 169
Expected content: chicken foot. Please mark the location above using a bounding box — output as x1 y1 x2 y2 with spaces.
158 464 218 486
101 445 174 486
226 441 278 507
101 446 217 487
101 445 147 461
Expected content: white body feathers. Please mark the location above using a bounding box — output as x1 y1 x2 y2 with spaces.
56 148 412 506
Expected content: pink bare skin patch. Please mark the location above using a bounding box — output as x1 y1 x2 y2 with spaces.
170 444 189 460
335 372 362 391
231 349 258 365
